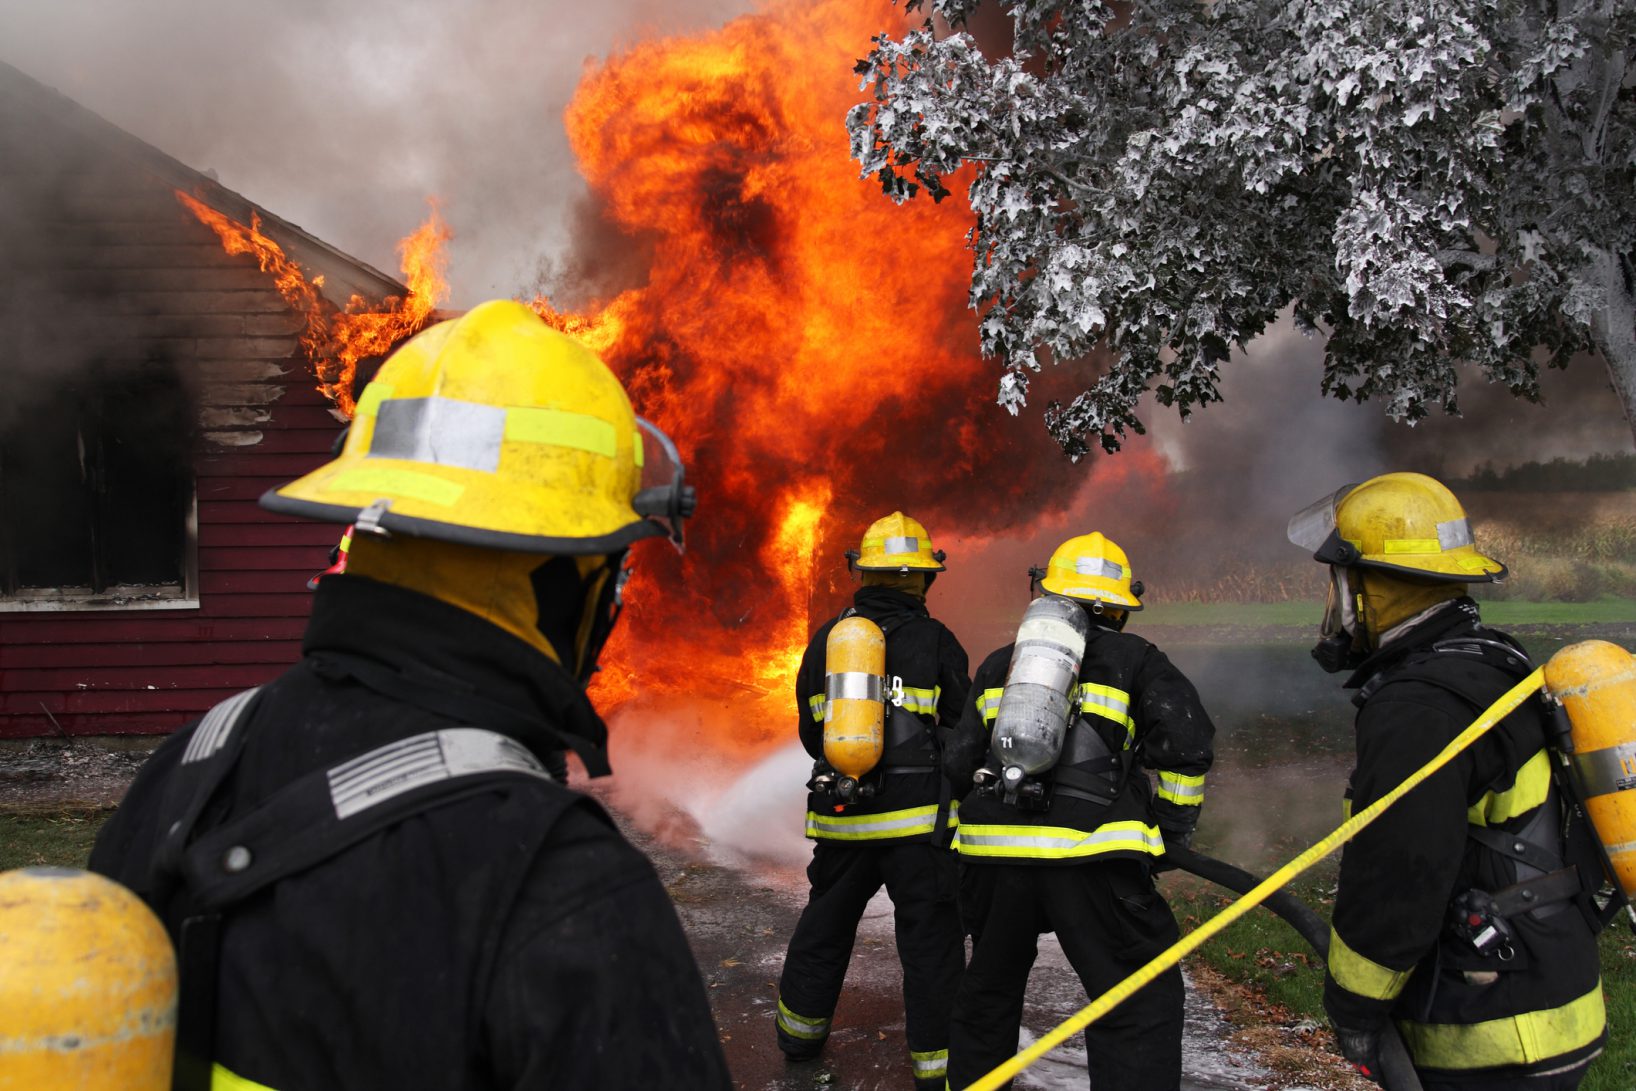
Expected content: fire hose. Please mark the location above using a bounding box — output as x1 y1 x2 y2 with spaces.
1164 844 1422 1091
959 666 1547 1091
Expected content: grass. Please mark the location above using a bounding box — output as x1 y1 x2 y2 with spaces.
1168 860 1636 1091
0 810 107 871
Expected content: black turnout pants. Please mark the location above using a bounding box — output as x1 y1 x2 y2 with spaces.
776 840 964 1077
948 858 1184 1091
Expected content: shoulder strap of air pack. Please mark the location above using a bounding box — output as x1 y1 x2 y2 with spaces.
161 689 568 1091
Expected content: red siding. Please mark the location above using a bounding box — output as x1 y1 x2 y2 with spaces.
0 88 372 738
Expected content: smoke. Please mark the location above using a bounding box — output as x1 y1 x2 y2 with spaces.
0 0 756 309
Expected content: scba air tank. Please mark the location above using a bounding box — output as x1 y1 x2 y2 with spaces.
1544 639 1636 902
991 596 1090 795
823 616 887 799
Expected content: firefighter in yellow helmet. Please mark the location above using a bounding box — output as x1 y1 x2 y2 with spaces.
1289 472 1605 1088
774 512 970 1091
88 301 730 1090
942 531 1214 1090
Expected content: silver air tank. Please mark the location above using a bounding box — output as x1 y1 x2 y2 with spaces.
991 595 1090 793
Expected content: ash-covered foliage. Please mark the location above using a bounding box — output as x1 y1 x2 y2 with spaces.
848 0 1636 458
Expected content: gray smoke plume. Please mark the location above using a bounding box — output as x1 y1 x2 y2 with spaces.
0 0 755 308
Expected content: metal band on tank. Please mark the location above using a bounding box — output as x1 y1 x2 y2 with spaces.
1572 742 1636 799
1005 654 1080 694
826 672 885 703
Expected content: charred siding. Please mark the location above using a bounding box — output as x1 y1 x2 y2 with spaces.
0 81 347 737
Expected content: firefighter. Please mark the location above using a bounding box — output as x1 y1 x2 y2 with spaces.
1288 472 1606 1089
88 300 730 1090
942 531 1214 1091
774 512 971 1091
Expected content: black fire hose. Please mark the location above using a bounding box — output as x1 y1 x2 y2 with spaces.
1165 845 1424 1091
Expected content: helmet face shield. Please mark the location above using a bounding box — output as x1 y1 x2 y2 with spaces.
1287 485 1357 554
632 417 696 552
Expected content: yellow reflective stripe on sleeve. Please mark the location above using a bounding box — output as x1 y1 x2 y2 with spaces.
1156 770 1205 807
807 693 826 723
776 998 831 1040
954 819 1164 859
1078 683 1135 746
899 685 938 715
805 804 942 841
504 406 619 458
911 1047 948 1079
213 1063 279 1091
977 687 1003 726
1329 926 1413 1002
1467 749 1552 827
1395 982 1605 1070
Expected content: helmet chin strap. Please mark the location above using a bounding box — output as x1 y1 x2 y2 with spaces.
1312 566 1369 673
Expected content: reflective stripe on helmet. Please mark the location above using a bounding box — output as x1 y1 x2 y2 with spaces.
1074 556 1125 579
1156 770 1205 806
953 819 1164 859
369 395 632 472
882 535 919 555
804 803 941 841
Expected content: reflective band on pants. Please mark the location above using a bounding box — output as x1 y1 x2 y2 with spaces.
777 998 830 1040
910 1047 948 1079
954 820 1164 859
806 804 941 841
1395 983 1605 1070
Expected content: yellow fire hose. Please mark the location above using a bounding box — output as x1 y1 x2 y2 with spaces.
961 666 1546 1091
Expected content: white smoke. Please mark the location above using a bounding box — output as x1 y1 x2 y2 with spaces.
0 0 755 308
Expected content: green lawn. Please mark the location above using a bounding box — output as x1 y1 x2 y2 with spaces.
0 810 106 871
1167 862 1636 1091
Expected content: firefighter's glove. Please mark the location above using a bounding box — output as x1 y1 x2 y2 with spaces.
1332 1023 1384 1086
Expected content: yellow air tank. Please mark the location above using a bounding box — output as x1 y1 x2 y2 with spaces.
0 867 176 1090
823 616 887 789
1544 640 1636 901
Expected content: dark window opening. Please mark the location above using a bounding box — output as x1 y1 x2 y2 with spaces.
0 363 195 601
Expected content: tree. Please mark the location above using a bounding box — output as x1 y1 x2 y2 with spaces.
847 0 1636 458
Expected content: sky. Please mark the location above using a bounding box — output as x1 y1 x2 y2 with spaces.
2 0 1630 482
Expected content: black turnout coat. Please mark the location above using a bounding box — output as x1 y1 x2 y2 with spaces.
89 576 731 1091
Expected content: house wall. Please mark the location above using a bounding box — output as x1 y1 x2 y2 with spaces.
0 100 343 736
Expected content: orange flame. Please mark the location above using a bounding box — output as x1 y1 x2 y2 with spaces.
532 0 1161 754
178 192 450 416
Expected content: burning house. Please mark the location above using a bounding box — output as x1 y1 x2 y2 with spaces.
0 61 424 738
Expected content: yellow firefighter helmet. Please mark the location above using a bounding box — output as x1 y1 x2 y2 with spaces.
0 868 177 1090
1035 532 1144 609
263 299 694 554
847 511 946 572
1289 472 1505 582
